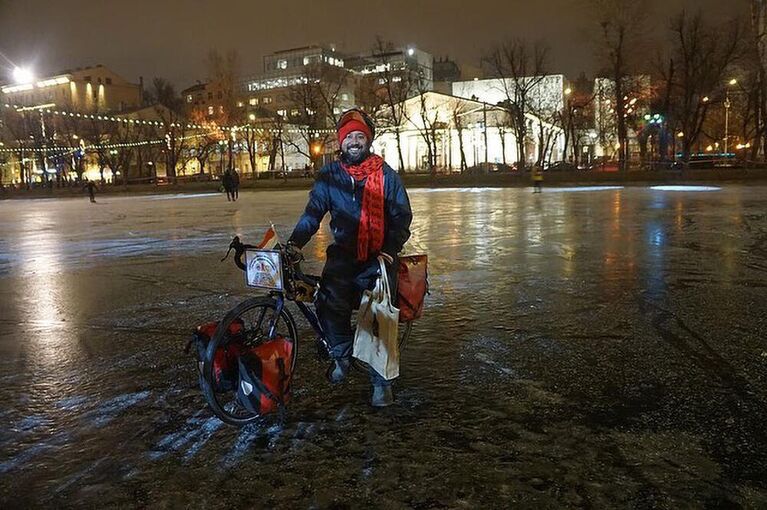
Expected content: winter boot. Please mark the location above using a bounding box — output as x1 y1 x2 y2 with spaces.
326 358 351 384
371 384 394 407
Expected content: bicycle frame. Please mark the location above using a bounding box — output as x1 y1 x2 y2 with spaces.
268 291 333 357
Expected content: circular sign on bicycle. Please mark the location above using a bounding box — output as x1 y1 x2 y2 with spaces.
245 249 284 291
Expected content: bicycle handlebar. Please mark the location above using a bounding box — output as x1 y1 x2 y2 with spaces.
221 235 319 288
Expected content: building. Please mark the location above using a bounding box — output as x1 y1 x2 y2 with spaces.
346 46 434 93
372 91 564 172
432 56 461 94
0 65 142 113
452 74 569 115
241 45 356 122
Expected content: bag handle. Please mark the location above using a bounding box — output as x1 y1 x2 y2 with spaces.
377 256 395 312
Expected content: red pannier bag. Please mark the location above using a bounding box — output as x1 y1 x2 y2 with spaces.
188 319 245 393
397 254 429 322
236 335 294 415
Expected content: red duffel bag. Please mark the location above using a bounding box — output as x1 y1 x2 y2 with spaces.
397 254 428 322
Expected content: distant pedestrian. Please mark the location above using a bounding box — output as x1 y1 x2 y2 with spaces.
231 169 240 201
532 164 543 193
83 180 97 203
222 171 234 201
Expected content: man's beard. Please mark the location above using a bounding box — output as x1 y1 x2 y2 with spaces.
341 144 370 165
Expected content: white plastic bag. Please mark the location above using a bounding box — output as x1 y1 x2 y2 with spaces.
353 257 400 380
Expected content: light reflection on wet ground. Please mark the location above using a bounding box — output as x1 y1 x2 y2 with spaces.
0 185 766 507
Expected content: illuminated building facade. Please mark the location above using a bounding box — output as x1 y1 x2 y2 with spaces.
0 65 142 113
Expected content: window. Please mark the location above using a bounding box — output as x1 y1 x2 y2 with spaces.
237 101 244 108
277 59 287 70
392 76 402 82
219 105 224 114
249 97 258 106
263 96 272 104
207 106 214 115
378 78 386 85
277 109 287 117
187 95 193 103
341 93 349 101
333 107 341 115
290 109 299 116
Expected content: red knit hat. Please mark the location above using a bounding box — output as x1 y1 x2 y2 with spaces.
337 111 373 144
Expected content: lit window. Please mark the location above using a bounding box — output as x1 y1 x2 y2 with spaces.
378 78 386 85
277 59 287 70
237 101 244 108
263 97 272 104
333 107 341 115
393 76 402 82
187 95 193 103
249 98 258 106
219 105 224 113
341 93 349 101
207 106 214 115
291 109 299 116
277 109 287 117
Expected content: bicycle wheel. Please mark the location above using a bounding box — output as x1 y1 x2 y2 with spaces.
201 296 298 427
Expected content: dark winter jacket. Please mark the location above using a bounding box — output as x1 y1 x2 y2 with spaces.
289 159 412 260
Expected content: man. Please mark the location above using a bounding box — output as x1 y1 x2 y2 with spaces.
288 109 412 407
83 180 97 203
222 171 234 201
532 163 543 193
231 169 240 201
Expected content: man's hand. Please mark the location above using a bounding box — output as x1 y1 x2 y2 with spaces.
285 241 303 263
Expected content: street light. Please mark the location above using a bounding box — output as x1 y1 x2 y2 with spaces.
724 79 737 155
564 87 572 96
12 66 34 84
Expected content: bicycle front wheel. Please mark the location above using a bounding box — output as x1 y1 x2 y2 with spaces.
201 296 298 427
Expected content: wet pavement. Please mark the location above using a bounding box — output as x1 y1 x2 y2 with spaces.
1 184 766 508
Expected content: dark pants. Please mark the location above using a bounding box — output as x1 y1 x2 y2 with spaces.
316 245 398 385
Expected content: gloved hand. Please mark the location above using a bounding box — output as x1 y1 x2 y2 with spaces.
285 241 303 264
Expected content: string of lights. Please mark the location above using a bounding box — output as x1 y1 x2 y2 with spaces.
0 132 211 154
0 101 336 135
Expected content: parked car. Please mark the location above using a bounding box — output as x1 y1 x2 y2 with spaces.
545 161 579 172
588 159 620 172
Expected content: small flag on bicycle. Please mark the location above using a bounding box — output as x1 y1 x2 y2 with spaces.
256 225 280 250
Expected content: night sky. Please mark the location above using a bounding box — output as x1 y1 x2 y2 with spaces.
0 0 745 88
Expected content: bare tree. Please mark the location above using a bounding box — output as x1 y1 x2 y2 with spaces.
483 38 550 172
207 49 242 173
283 62 350 170
147 78 190 182
660 10 742 165
588 0 651 171
450 98 471 172
370 37 416 172
748 0 767 159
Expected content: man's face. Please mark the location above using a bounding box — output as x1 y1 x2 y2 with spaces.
341 130 370 164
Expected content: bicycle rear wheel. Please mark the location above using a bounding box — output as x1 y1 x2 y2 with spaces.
201 296 298 427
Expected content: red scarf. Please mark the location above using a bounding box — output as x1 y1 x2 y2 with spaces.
343 154 385 262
